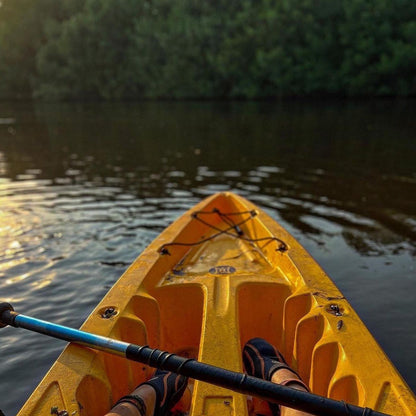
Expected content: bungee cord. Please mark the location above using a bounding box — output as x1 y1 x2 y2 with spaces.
159 208 288 255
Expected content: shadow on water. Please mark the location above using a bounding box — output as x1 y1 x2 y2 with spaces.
0 99 415 414
2 100 416 242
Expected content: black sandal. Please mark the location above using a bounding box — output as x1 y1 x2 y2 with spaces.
243 338 309 416
141 369 188 416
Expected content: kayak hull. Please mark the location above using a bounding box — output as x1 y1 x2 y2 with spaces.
17 192 416 415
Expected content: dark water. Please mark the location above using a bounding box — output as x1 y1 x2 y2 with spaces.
0 100 415 414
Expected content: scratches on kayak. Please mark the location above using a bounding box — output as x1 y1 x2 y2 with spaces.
313 291 345 301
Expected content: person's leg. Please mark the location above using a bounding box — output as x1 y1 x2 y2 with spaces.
107 384 156 416
106 370 187 416
243 338 313 416
270 368 311 416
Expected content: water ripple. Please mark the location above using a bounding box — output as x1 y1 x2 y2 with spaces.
0 101 415 414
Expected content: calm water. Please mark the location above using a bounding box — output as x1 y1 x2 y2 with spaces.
0 100 415 414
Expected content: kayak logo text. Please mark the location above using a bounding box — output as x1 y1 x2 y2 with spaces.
209 266 236 275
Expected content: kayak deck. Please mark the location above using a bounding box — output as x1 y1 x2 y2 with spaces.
18 192 416 415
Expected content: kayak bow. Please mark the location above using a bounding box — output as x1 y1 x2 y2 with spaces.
7 192 416 415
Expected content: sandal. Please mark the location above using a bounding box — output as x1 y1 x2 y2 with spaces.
243 338 309 416
141 369 188 416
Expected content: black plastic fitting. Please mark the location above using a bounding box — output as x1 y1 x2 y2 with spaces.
0 302 15 328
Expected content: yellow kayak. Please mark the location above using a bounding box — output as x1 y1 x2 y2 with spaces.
17 192 416 415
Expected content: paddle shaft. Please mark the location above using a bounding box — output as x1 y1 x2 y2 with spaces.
0 305 389 416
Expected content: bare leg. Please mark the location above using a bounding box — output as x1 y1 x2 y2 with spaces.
271 369 313 416
106 385 156 416
105 369 188 416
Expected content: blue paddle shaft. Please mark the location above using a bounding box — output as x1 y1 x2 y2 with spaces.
15 314 128 356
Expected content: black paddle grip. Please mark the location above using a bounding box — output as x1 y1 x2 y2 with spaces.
0 302 17 328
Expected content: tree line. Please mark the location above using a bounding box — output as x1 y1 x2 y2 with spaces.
1 0 416 100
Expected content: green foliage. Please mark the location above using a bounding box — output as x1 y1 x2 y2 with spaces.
1 0 416 99
0 0 83 98
338 0 416 95
35 0 144 99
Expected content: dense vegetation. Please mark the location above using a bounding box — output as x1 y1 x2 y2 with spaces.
1 0 416 100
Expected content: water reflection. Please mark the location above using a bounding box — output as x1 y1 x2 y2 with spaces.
0 100 415 414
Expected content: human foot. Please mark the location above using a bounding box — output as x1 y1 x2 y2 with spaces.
110 370 187 416
141 369 188 416
243 338 308 415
